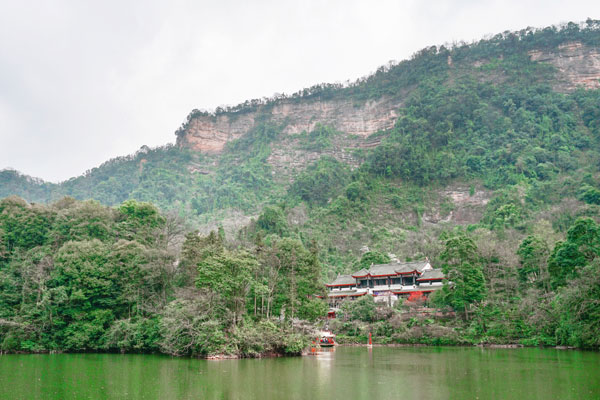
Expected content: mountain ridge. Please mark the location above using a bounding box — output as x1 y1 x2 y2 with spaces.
2 20 600 227
4 22 600 181
178 39 600 157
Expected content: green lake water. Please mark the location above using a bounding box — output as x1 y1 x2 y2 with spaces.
1 346 599 399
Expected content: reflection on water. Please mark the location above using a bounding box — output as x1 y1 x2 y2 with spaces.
314 347 334 389
1 346 599 399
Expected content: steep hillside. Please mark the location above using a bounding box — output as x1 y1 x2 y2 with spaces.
177 42 600 157
177 97 402 154
528 41 600 90
2 20 600 273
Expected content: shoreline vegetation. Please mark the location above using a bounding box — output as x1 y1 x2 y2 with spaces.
2 185 600 355
0 340 582 359
0 197 324 359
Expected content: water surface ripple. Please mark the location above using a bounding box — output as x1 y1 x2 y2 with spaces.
1 346 599 399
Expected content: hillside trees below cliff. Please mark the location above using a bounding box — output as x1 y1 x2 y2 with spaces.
190 122 284 215
365 73 598 188
289 156 350 206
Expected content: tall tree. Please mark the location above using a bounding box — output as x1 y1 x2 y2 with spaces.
438 234 486 319
196 250 258 327
517 235 550 289
548 218 600 289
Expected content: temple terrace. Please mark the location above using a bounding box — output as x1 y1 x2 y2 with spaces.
325 260 446 311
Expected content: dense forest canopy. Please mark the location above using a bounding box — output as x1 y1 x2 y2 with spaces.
0 197 324 355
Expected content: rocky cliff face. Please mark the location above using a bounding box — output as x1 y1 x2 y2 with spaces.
529 42 600 91
177 97 402 154
178 41 600 158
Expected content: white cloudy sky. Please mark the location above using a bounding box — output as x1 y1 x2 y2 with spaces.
0 0 598 182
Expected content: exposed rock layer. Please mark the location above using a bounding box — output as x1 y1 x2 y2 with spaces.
529 42 600 91
179 42 600 155
178 97 401 153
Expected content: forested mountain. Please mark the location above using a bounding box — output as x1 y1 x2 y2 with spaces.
2 21 600 351
3 20 600 268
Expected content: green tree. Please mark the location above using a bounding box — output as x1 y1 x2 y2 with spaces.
196 250 258 327
358 251 391 269
49 240 117 350
578 185 600 205
50 199 115 246
438 234 486 319
159 292 229 357
548 218 600 289
257 238 325 321
109 240 170 317
339 295 376 322
179 230 223 285
517 235 550 288
256 206 288 236
0 196 54 254
117 200 165 245
555 260 600 348
289 156 350 206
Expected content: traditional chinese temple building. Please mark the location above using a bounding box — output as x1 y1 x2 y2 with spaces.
325 260 445 310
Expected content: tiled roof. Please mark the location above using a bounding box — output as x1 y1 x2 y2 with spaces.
369 263 400 276
352 268 369 278
396 261 430 273
326 275 356 286
417 269 445 281
351 261 432 278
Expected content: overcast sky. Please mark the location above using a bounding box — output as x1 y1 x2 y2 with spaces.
0 0 598 182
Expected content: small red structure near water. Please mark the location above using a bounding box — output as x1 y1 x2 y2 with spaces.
318 331 336 347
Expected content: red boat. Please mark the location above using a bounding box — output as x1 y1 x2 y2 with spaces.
318 331 336 347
